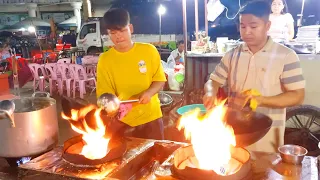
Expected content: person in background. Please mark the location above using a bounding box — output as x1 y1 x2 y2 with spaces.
203 1 305 153
97 8 167 140
62 31 77 47
0 43 11 60
268 0 295 42
167 40 185 65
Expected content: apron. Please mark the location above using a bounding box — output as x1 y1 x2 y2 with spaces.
226 45 285 153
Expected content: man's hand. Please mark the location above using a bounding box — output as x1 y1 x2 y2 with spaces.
138 81 165 104
203 93 216 110
203 80 221 110
118 103 133 120
175 55 181 61
250 89 304 108
139 90 152 104
232 94 250 109
252 96 264 105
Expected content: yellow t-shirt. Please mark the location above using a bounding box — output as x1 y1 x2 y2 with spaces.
97 43 167 127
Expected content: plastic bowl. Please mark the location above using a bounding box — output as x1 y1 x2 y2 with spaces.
176 104 206 115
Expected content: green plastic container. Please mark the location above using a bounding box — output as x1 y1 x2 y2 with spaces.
174 73 185 83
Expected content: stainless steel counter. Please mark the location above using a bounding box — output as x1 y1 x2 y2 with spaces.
0 138 317 180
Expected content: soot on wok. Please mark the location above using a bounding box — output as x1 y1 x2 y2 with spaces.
62 135 127 166
61 96 128 166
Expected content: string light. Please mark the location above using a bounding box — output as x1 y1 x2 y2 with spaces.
224 0 243 20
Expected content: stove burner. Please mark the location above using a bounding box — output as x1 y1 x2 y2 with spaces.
62 135 127 166
171 145 252 180
6 157 32 167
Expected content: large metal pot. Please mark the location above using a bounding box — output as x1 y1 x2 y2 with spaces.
0 92 58 158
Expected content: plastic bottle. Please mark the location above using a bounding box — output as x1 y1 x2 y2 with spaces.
71 54 76 64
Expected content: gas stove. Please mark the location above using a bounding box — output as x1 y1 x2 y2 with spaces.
18 138 183 180
14 137 319 180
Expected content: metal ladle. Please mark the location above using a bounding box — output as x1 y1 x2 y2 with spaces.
97 93 139 116
0 100 16 127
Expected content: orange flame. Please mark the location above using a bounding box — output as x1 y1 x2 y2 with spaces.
62 105 110 160
177 99 236 175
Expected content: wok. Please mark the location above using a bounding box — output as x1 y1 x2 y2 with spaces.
224 108 273 147
61 96 129 140
177 105 273 148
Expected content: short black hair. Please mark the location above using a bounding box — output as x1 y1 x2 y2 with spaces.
177 40 184 45
103 8 130 30
239 1 271 21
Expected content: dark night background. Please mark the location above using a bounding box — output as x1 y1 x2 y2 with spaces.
110 0 320 40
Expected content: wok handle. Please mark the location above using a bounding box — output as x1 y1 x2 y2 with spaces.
0 110 15 128
32 91 50 98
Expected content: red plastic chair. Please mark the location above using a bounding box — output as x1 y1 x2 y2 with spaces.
64 44 72 50
47 53 58 63
56 43 72 51
5 57 24 72
5 58 13 71
56 44 64 51
31 50 42 58
33 54 44 64
18 58 28 69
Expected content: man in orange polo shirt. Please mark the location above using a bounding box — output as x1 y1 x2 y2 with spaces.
97 8 167 140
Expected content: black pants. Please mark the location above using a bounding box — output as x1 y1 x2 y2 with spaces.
128 118 164 140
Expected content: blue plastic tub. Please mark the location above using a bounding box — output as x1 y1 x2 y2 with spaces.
176 104 207 115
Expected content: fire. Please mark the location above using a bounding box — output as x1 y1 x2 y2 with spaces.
177 100 236 175
62 105 110 160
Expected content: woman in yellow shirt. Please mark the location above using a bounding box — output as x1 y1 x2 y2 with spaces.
97 8 167 140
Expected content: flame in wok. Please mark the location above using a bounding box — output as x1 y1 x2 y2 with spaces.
177 100 236 175
62 105 110 160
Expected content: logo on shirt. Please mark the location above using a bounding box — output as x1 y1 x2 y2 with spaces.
138 60 147 74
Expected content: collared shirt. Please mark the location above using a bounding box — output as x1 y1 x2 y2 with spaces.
210 38 305 126
167 49 184 64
